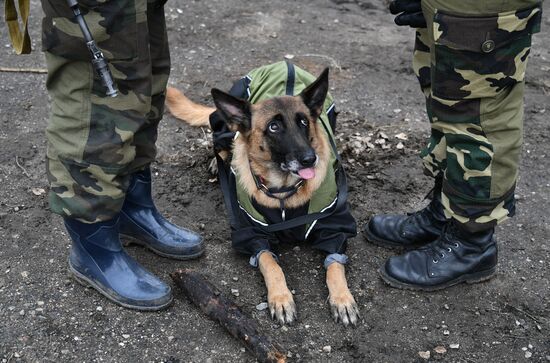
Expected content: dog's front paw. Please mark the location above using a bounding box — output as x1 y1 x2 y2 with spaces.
268 290 297 325
329 291 360 327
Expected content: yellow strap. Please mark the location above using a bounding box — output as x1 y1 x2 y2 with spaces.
4 0 32 54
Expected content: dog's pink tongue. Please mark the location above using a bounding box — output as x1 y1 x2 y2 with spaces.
298 168 316 180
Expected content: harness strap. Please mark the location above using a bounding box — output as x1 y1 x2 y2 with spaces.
5 0 32 54
215 137 349 234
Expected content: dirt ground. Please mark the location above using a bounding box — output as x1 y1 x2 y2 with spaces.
1 0 549 362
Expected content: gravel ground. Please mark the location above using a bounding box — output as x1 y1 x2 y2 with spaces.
1 0 549 362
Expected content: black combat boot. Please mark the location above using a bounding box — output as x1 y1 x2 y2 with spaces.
364 176 447 249
378 220 497 291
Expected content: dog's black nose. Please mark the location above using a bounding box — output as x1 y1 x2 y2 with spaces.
300 151 317 167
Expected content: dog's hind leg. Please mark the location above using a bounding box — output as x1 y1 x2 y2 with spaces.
326 263 360 326
258 252 297 325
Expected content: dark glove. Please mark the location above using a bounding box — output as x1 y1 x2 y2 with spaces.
389 0 427 28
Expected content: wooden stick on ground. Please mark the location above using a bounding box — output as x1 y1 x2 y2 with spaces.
0 67 48 74
171 269 287 363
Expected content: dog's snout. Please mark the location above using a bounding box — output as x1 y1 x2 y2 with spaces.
300 151 317 167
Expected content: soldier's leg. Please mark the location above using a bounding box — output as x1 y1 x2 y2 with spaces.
42 0 172 309
364 27 447 249
118 0 204 259
43 0 153 222
379 0 542 290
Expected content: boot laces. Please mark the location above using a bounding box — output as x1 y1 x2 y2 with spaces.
428 223 460 264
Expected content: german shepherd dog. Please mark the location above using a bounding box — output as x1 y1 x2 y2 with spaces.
166 67 359 326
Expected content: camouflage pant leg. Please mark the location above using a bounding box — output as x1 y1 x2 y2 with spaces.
419 0 542 232
415 28 447 178
129 0 171 172
42 0 169 222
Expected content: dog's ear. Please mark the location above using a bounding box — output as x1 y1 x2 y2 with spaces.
211 88 252 132
300 67 329 119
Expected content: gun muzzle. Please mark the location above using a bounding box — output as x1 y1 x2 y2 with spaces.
68 0 118 97
92 57 118 97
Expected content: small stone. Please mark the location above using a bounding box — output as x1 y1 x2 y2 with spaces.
231 289 239 297
522 347 528 351
395 132 408 140
168 336 175 342
13 353 20 358
305 325 310 329
31 188 46 196
528 344 533 349
396 142 404 150
269 32 278 38
37 301 45 306
434 346 447 354
96 306 103 312
220 280 227 286
449 343 460 349
393 108 402 114
322 346 332 353
281 326 288 332
122 334 130 339
232 277 239 281
74 336 80 341
19 310 25 316
61 350 70 355
420 326 428 330
444 304 449 310
418 351 430 360
525 351 532 359
256 302 268 311
21 271 29 278
293 246 301 252
443 330 450 336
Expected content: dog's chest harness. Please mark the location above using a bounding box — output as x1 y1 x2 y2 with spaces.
211 61 348 237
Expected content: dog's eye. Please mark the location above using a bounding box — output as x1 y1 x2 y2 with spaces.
300 118 308 127
268 122 280 133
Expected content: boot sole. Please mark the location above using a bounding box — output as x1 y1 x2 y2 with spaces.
120 234 205 261
363 225 425 251
69 263 173 311
378 266 497 292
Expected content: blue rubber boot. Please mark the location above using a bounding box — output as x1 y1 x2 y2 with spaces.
119 167 204 260
65 217 172 311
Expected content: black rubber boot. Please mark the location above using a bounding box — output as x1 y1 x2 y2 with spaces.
364 177 447 249
119 167 204 260
65 217 172 310
379 220 497 291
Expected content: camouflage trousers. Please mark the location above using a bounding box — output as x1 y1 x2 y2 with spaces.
41 0 170 223
415 0 542 232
